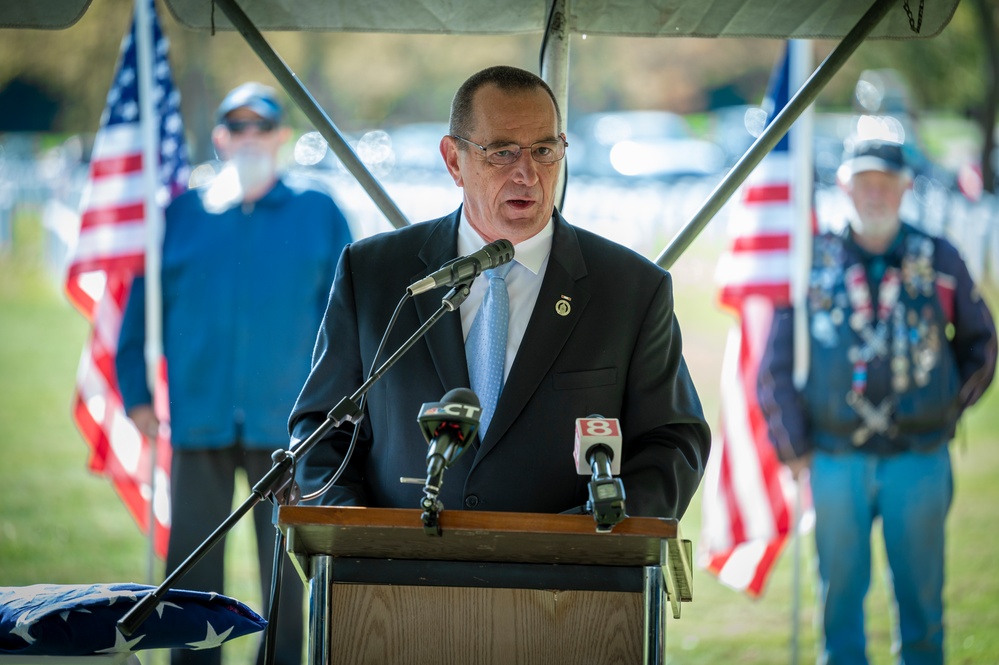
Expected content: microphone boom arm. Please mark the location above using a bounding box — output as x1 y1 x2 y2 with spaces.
327 282 472 427
116 281 472 637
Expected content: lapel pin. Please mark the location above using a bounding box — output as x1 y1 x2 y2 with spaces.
555 296 571 317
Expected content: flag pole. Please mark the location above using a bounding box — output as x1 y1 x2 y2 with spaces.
788 38 815 665
790 485 803 664
134 0 164 585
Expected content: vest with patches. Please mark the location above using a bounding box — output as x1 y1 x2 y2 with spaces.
804 225 960 454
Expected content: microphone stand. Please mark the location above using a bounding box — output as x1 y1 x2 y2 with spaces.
421 464 446 537
116 281 474 656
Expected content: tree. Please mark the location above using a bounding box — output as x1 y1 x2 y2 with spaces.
971 0 998 194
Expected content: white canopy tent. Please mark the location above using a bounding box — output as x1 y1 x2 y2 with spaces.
0 0 959 266
1 4 961 659
2 0 957 39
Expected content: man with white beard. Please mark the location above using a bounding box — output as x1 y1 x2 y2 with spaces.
117 82 352 665
758 139 996 665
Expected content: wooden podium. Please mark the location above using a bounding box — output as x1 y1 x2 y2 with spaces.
278 506 692 665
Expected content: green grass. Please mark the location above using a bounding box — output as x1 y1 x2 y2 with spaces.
2 216 997 664
0 212 262 664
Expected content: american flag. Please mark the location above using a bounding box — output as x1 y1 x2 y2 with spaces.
699 42 812 597
0 583 265 655
65 0 188 559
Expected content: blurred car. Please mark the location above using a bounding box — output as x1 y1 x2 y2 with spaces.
705 104 852 183
385 122 451 174
703 106 953 190
568 110 726 182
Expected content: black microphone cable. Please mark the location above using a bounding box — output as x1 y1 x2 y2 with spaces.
300 290 411 502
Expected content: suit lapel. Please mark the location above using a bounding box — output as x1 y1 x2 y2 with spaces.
472 213 589 464
412 210 471 394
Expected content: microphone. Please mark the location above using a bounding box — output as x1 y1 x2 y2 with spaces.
573 416 623 475
407 239 515 296
418 387 481 479
417 388 481 536
573 415 626 531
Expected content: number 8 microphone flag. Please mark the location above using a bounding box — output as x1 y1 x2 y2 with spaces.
699 42 813 596
64 0 188 559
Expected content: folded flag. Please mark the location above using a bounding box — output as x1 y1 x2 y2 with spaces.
0 583 265 656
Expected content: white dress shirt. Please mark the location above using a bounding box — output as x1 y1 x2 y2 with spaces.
457 214 553 382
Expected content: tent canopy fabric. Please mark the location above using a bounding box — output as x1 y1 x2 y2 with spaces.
2 0 958 40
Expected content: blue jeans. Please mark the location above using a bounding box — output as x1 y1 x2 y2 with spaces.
811 446 952 665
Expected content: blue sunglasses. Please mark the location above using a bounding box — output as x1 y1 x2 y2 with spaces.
224 118 277 134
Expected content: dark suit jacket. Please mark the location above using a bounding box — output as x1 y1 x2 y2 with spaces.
289 208 710 519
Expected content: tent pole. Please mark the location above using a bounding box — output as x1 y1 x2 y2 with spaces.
540 0 571 209
655 0 898 270
212 0 410 229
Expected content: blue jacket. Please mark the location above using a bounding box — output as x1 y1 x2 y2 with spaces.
116 175 352 449
758 223 996 460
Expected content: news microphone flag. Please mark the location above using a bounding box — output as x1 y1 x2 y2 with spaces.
573 417 622 475
64 0 188 559
700 41 812 597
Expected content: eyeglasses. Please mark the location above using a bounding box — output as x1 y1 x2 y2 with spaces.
223 118 277 134
451 134 567 165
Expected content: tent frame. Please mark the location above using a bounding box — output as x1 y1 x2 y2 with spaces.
210 0 901 267
202 3 901 663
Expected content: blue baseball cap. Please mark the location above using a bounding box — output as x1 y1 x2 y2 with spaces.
216 82 283 125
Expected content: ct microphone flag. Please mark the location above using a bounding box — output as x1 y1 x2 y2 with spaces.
419 387 481 475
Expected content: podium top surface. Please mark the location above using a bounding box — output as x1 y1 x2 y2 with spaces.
279 506 678 567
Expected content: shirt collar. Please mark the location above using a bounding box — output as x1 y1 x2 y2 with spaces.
457 212 554 276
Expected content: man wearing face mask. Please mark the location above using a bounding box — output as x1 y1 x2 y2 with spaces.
117 82 352 665
757 139 996 665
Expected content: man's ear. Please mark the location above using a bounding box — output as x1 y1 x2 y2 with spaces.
440 135 463 188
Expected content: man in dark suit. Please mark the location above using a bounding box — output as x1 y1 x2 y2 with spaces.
289 65 710 519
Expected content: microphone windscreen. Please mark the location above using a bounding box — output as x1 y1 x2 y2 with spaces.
441 387 480 408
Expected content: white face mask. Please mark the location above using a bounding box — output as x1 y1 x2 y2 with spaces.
231 145 276 193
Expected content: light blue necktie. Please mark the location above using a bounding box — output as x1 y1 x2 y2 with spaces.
466 262 514 438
